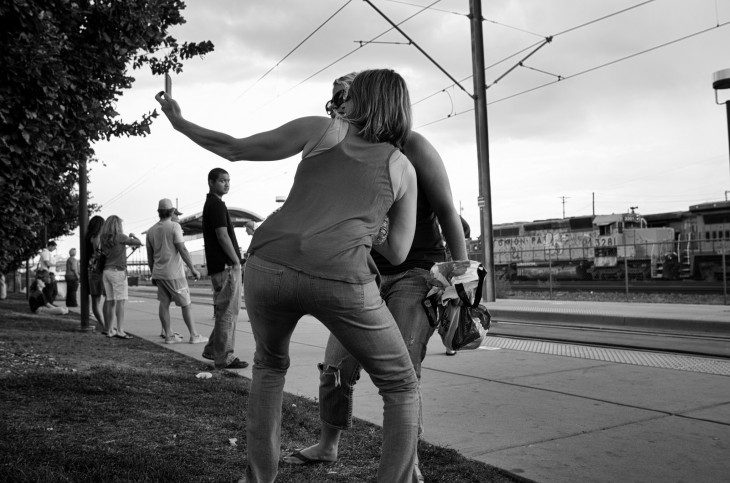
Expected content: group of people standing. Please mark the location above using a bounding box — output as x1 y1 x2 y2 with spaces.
81 214 142 338
155 68 469 483
83 202 212 347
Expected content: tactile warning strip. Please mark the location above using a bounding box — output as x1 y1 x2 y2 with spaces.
481 336 730 376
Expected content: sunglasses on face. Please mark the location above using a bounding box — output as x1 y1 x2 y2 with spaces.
325 89 347 116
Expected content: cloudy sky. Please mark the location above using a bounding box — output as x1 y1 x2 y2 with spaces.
53 0 730 257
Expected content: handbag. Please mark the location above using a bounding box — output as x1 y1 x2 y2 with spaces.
423 261 491 351
89 247 106 274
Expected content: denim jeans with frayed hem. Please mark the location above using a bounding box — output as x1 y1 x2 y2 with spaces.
319 268 434 437
203 267 241 368
243 255 419 483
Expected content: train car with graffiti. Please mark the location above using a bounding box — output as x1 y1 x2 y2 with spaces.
467 201 730 281
468 210 675 281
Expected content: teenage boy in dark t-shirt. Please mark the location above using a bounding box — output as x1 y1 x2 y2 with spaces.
201 168 248 369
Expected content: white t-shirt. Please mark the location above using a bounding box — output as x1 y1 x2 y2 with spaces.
40 248 57 274
146 219 186 280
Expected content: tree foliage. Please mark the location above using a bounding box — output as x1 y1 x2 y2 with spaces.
0 0 214 272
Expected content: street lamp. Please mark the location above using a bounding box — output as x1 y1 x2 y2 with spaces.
712 68 730 188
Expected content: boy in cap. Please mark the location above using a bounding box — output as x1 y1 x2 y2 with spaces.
146 198 208 344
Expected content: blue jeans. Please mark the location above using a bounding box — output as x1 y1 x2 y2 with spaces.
203 267 241 368
243 255 419 483
319 268 434 435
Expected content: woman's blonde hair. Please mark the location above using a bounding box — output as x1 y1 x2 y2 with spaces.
345 69 411 149
100 215 123 250
333 72 357 98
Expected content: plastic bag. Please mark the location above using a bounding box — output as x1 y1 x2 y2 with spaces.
423 261 491 351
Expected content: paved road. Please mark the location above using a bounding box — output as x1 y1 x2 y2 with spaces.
118 290 730 483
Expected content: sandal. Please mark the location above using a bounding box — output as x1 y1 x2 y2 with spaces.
283 449 336 466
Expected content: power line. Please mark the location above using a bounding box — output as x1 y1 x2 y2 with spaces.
412 0 659 106
416 19 730 128
383 0 465 17
231 0 354 104
384 0 547 38
248 0 438 114
363 0 473 98
490 19 730 106
552 0 656 37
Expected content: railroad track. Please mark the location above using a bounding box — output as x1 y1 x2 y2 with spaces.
129 285 729 359
488 320 730 359
509 280 726 295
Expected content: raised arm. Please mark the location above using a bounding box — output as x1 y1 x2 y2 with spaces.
404 131 468 260
154 92 330 161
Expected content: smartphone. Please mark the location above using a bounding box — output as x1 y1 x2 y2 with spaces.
164 73 172 97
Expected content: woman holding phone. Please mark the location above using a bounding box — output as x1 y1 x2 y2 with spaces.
156 69 419 483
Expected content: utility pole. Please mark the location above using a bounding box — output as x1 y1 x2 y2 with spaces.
469 0 496 302
592 192 595 216
559 196 570 219
79 156 91 331
79 158 94 331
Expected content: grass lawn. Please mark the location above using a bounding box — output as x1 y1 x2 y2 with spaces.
0 293 522 483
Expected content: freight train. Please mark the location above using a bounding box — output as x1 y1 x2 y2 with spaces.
467 200 730 281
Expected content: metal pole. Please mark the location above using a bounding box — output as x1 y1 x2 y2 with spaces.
469 0 496 302
548 254 553 300
722 248 727 305
79 157 91 331
726 101 730 182
624 254 629 302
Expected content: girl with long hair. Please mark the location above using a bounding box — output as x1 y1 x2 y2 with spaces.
85 215 106 330
99 215 141 338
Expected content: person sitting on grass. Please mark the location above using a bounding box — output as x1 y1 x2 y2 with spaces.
29 270 69 316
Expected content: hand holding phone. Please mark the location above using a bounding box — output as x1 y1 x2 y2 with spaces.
164 73 172 97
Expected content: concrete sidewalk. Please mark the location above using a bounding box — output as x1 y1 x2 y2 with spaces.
117 293 730 483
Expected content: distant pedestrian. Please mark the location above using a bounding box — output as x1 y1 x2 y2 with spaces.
85 215 106 330
29 269 68 316
199 168 248 369
43 272 59 305
146 198 208 345
38 241 58 300
64 248 79 307
99 215 142 338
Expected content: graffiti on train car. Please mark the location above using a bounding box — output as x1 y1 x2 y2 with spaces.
495 232 617 261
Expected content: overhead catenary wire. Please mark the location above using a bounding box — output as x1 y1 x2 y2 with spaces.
230 0 354 104
363 0 473 98
416 19 730 129
384 0 547 38
247 0 440 114
412 0 659 106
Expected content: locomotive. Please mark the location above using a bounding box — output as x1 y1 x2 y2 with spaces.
644 199 730 281
467 201 730 281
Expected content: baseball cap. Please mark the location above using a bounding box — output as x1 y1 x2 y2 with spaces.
158 198 183 215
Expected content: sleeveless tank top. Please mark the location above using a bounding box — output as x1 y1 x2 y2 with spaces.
248 121 396 283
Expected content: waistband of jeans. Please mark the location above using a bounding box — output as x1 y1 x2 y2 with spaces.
104 266 126 271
